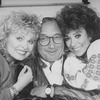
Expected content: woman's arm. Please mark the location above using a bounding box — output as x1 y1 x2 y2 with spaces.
0 64 33 100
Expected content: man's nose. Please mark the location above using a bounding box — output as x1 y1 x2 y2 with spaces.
49 38 55 48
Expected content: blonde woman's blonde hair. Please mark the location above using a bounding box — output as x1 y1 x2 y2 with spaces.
0 11 41 57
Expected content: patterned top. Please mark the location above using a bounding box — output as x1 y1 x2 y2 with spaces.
64 39 100 90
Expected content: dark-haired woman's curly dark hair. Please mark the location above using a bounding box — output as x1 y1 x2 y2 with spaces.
56 4 100 42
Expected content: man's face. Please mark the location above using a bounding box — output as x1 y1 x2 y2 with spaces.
38 21 64 62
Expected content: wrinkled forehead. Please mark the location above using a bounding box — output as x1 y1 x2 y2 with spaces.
41 21 61 37
13 27 38 39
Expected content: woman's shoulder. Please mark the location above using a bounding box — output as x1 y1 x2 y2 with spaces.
90 39 100 46
87 39 100 59
0 53 10 70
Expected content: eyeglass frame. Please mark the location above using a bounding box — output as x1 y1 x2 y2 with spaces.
38 34 63 46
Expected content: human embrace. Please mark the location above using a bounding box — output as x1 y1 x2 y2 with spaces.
1 3 100 100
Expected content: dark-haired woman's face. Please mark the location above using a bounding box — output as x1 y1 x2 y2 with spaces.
65 27 91 57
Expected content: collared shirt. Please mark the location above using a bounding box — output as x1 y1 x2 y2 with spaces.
41 57 63 85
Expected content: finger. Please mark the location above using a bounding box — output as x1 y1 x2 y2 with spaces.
24 65 32 73
24 65 33 80
50 85 54 97
19 66 27 75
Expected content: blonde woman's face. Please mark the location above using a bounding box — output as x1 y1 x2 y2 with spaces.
6 29 36 60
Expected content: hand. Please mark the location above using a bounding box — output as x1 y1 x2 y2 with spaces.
14 65 33 92
31 85 47 98
31 85 54 98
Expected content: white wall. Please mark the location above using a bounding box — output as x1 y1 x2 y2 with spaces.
2 0 82 6
0 0 82 20
0 6 64 21
0 0 100 21
89 0 100 16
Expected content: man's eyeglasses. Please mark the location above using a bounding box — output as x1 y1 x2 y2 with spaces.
39 34 63 46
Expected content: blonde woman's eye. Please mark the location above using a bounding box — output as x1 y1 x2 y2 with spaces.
16 37 23 41
29 40 34 44
65 37 70 41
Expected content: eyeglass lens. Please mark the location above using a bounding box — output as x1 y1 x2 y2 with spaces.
39 34 63 46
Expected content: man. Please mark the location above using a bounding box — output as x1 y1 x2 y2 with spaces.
37 17 64 86
30 17 66 100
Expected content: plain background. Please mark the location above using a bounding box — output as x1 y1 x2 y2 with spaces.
0 0 99 21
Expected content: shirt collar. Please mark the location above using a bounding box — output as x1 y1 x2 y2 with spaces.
41 56 63 68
